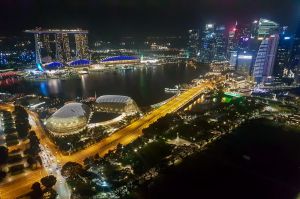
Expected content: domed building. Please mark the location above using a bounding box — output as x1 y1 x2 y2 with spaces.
94 95 140 115
46 102 91 136
100 56 140 65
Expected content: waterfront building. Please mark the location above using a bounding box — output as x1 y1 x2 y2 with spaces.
45 102 91 136
24 28 89 71
94 95 140 115
100 55 140 65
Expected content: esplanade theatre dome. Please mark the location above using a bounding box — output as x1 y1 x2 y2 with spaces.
94 95 140 114
46 102 91 136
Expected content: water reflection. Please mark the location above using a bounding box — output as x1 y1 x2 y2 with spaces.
40 82 48 96
2 63 208 106
48 79 61 95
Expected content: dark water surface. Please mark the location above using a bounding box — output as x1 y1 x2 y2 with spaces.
0 63 208 106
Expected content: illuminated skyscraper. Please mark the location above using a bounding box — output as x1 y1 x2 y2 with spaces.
251 20 259 39
25 28 89 70
62 33 71 62
187 29 200 58
55 33 63 62
235 24 251 52
229 51 238 67
273 27 293 78
236 52 253 76
252 34 279 83
75 34 89 59
43 34 53 59
200 24 215 63
257 18 279 40
213 25 227 61
55 33 72 62
34 33 43 71
227 24 237 58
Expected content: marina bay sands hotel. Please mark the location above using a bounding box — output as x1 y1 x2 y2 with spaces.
25 28 89 70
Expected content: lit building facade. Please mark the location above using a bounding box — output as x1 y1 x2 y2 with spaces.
46 103 91 136
227 24 237 58
257 18 279 40
273 28 293 78
94 95 140 115
213 25 227 61
229 51 238 67
235 24 252 52
200 24 215 63
252 34 279 83
290 26 300 82
24 29 89 71
236 52 253 76
100 56 140 65
187 29 200 58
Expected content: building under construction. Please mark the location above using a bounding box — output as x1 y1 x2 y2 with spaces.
25 28 89 70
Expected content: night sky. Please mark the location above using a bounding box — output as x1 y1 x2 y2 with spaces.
0 0 299 38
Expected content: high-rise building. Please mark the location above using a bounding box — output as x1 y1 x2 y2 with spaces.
251 20 259 39
227 24 237 58
75 34 89 59
213 25 227 61
236 52 253 76
273 27 293 78
200 24 215 63
25 28 89 70
252 34 279 83
229 51 238 67
290 25 300 82
253 35 280 83
42 34 53 60
235 24 251 52
257 18 279 40
187 29 200 58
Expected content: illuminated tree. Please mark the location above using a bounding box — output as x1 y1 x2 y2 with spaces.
61 162 83 179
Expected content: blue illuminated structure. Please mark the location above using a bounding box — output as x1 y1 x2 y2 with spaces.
101 56 139 63
69 59 90 66
44 62 63 70
36 63 44 72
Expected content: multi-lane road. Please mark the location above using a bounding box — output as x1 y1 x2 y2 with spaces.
0 81 214 199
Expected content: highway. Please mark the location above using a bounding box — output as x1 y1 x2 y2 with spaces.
0 168 47 199
59 81 213 163
0 81 214 199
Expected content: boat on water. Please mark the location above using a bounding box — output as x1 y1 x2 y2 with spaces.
165 85 180 93
78 70 89 75
164 88 180 93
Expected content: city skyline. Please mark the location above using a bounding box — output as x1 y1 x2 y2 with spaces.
2 1 300 199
